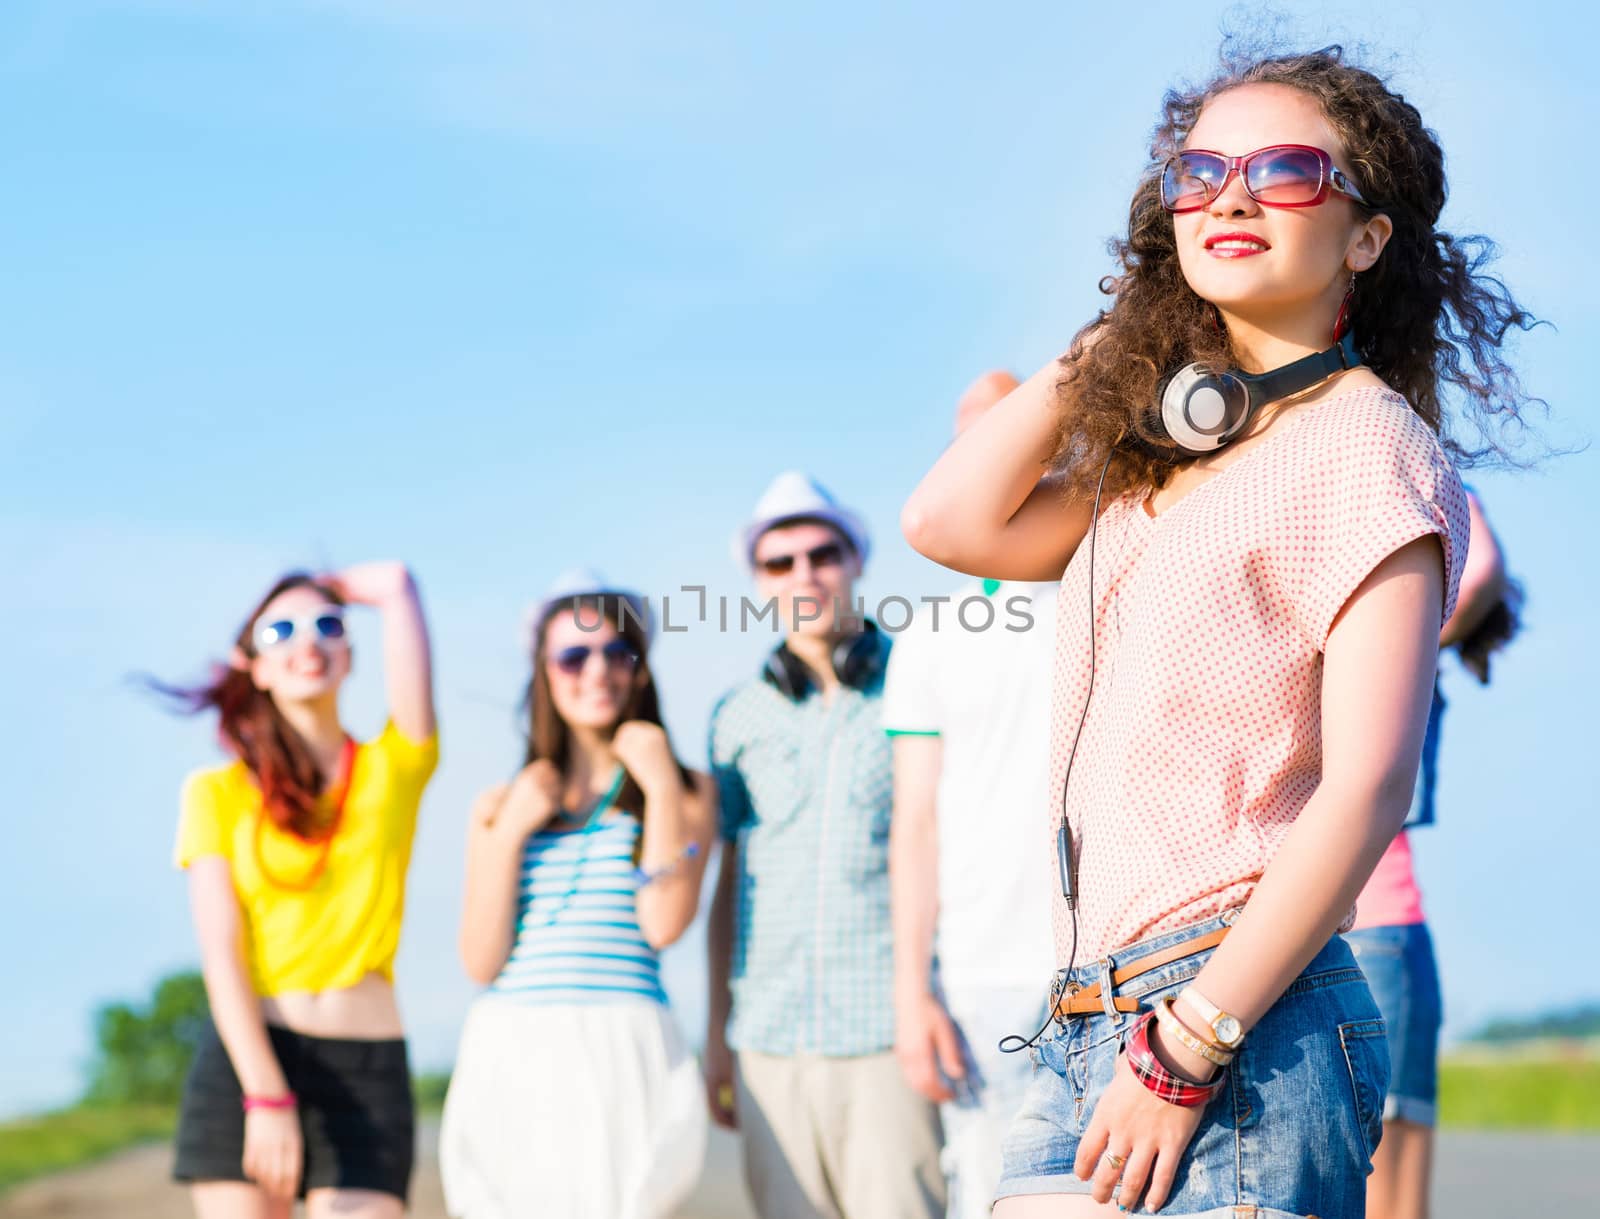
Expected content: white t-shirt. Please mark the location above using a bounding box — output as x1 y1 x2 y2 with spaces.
881 579 1058 991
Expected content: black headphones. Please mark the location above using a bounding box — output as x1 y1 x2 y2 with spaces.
1153 331 1360 456
762 619 885 701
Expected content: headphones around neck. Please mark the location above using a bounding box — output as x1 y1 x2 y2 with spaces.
762 619 884 702
1154 331 1360 457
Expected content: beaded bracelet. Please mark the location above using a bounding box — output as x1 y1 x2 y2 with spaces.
1125 1012 1225 1108
241 1093 297 1112
632 841 701 887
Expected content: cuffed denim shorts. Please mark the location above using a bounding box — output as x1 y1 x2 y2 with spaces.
1344 921 1442 1126
996 912 1389 1219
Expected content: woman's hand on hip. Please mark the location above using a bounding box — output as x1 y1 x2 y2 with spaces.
1074 1034 1212 1213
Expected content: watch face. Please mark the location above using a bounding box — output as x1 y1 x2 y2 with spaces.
1215 1015 1243 1046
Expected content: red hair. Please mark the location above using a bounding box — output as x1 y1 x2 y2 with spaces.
153 572 347 839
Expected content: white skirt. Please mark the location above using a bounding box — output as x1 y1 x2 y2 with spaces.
439 997 708 1219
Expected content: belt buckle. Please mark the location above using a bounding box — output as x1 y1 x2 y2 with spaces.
1053 979 1082 1025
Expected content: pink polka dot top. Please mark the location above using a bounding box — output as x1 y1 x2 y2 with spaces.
1048 386 1469 965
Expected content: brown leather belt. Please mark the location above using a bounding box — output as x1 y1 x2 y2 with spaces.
1051 927 1230 1019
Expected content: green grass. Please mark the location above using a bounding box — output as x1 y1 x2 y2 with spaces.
413 1070 450 1115
1439 1057 1600 1130
0 1103 176 1192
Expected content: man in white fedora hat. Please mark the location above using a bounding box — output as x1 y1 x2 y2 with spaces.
882 373 1058 1218
705 472 945 1219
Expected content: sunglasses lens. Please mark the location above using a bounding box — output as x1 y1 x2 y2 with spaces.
313 613 347 642
1162 153 1226 211
760 555 796 576
257 619 295 649
1246 147 1325 205
602 641 641 670
552 646 589 674
810 543 844 568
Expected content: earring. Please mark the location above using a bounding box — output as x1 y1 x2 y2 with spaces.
1332 272 1357 343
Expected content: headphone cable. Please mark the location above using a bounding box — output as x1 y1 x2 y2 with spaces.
999 451 1113 1054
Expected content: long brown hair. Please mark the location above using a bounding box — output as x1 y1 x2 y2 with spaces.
522 593 693 822
153 572 347 840
1051 42 1541 502
1457 578 1524 685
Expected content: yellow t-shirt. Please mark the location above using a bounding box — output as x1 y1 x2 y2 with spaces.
174 721 439 997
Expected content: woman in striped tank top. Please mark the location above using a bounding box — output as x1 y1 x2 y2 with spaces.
440 570 715 1219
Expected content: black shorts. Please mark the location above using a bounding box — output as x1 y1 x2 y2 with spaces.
173 1021 414 1202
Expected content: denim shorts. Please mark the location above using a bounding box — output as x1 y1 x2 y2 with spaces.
996 912 1390 1219
1343 922 1442 1126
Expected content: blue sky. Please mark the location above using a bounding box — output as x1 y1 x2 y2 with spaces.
2 1 1595 1115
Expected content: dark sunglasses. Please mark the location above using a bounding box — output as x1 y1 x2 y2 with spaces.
1160 144 1369 213
549 639 642 677
253 607 348 653
756 541 846 577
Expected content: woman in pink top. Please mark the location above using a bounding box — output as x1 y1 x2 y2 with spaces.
1347 491 1521 1219
903 43 1536 1219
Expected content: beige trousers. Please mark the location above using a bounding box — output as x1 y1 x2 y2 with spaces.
734 1049 946 1219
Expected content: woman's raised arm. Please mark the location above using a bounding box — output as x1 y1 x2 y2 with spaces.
326 561 436 742
901 359 1095 581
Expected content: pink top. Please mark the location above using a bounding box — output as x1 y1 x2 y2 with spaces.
1351 831 1427 929
1048 387 1467 963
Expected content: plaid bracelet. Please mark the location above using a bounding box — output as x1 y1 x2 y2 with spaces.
1125 1012 1226 1108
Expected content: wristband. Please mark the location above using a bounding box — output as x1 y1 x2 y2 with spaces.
242 1093 298 1112
1125 1012 1225 1108
632 841 701 887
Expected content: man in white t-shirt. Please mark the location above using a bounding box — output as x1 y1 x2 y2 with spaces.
884 370 1058 1219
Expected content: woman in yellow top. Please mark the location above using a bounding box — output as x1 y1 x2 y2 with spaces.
165 561 438 1219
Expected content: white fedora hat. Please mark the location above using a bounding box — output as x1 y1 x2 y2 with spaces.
733 471 871 570
526 567 654 651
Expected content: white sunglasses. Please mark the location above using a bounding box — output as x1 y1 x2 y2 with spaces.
252 606 348 653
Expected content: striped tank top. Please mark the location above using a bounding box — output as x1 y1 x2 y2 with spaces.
488 775 665 1005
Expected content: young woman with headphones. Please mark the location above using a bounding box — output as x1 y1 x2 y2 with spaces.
163 562 437 1218
903 44 1536 1219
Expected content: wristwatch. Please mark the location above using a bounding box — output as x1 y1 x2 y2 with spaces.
1176 986 1245 1051
1156 997 1235 1067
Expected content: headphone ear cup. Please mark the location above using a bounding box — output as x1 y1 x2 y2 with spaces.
832 624 884 691
765 625 883 698
1159 364 1252 456
761 646 810 701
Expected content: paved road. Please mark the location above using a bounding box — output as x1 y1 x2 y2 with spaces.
1 1125 1592 1217
0 1122 752 1219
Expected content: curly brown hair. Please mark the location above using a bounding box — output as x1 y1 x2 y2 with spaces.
1051 43 1541 501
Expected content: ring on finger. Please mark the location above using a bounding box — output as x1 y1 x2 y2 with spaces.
1105 1150 1127 1172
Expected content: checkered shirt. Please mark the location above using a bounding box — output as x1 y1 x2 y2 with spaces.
709 640 896 1057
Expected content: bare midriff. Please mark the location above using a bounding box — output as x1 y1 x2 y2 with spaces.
260 971 404 1040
